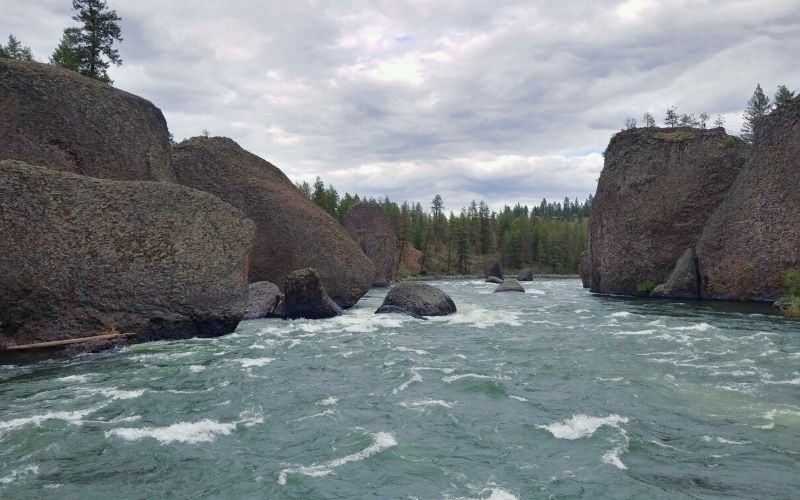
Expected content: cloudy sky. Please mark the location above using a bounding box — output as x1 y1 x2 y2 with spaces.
5 0 800 211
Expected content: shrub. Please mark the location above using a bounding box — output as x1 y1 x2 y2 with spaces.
723 136 739 149
786 268 800 298
636 280 656 296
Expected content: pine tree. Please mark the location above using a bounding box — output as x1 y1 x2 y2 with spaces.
0 34 34 60
50 28 81 71
664 106 679 127
70 0 123 83
740 84 771 142
774 85 796 107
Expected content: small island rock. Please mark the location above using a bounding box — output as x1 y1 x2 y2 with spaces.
494 279 526 293
375 283 456 318
281 268 343 320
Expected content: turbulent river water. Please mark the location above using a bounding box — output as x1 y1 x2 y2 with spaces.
1 279 799 499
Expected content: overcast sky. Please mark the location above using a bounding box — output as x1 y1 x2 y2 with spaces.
5 0 800 211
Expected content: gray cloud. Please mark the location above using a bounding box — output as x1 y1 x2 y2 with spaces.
4 0 799 210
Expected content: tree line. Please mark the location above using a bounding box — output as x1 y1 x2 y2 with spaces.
624 84 796 142
297 177 592 275
1 0 122 84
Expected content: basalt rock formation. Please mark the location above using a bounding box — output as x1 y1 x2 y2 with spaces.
397 242 423 277
342 202 401 287
696 96 800 301
0 161 254 347
517 268 534 281
171 137 374 308
280 268 343 319
484 258 504 280
243 282 283 320
375 283 456 318
0 59 173 181
650 248 700 300
589 127 748 296
579 251 590 289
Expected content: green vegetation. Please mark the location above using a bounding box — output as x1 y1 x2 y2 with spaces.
0 34 34 61
723 136 739 149
636 281 656 296
298 177 592 275
66 0 123 84
741 84 771 142
782 269 800 318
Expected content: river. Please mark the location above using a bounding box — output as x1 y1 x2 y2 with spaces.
1 279 798 498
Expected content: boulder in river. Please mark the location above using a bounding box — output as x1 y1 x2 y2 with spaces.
243 281 283 320
281 268 343 319
342 202 400 287
696 96 800 301
649 248 700 299
171 137 374 308
0 59 174 181
375 283 456 318
0 161 255 347
484 257 504 280
589 126 748 295
517 268 534 281
494 279 526 293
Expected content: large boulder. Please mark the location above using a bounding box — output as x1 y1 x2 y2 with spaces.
342 202 400 287
0 59 173 181
579 250 590 288
375 283 456 318
0 161 254 346
281 268 342 319
243 281 282 320
494 279 525 293
589 127 748 295
484 257 504 280
517 268 534 281
171 137 374 308
650 248 700 299
696 97 800 301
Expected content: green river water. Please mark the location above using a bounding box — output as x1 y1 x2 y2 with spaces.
1 279 799 499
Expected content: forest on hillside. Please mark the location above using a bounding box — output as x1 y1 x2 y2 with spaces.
297 178 592 275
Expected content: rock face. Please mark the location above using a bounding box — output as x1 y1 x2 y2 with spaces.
696 97 800 301
484 258 504 280
342 202 400 287
517 268 534 281
579 251 590 289
494 279 525 293
589 127 748 295
281 268 343 319
650 248 700 299
397 243 423 277
243 282 282 320
375 283 456 318
171 137 374 308
0 59 173 181
0 161 255 346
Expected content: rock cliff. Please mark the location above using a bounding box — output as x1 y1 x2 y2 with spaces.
171 137 374 308
342 202 400 287
696 97 800 301
589 127 748 295
0 161 254 346
0 59 173 181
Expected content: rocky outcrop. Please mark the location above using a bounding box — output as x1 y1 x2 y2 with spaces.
171 137 374 308
342 202 400 287
243 282 282 320
494 279 525 293
397 242 423 277
281 268 343 319
589 127 748 295
0 161 254 346
650 248 700 299
517 268 534 281
375 283 456 318
484 258 503 280
696 97 800 301
0 59 173 181
579 251 590 288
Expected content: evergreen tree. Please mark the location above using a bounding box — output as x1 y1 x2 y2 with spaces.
70 0 123 83
713 114 726 129
664 106 679 127
0 34 34 60
774 85 796 107
50 28 81 71
740 83 771 142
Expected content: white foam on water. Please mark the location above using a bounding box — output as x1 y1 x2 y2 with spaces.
393 371 423 394
0 464 39 485
277 432 397 485
317 397 338 406
237 357 275 368
105 412 263 444
483 487 519 500
442 373 495 383
98 388 146 400
613 329 656 336
0 404 105 434
296 409 337 421
525 288 546 295
394 346 430 356
537 414 629 440
608 311 632 318
508 395 528 402
56 374 93 383
602 444 628 470
671 322 715 332
432 304 522 329
756 408 800 430
189 365 206 373
596 377 624 382
702 436 750 445
400 400 455 409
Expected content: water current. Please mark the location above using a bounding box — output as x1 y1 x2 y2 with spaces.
1 279 798 498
